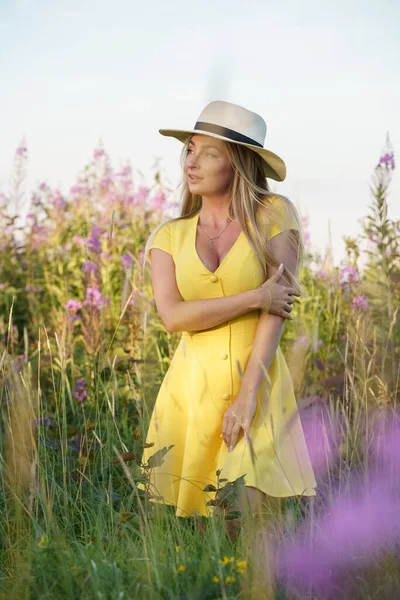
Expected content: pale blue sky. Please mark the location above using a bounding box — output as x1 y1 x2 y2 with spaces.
1 0 399 263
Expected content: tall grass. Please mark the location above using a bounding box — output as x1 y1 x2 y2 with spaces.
0 136 399 599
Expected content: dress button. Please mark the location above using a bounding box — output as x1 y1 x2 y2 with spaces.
210 275 218 282
220 352 228 360
222 393 230 400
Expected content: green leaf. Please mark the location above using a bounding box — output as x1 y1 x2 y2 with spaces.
146 445 174 468
203 484 217 492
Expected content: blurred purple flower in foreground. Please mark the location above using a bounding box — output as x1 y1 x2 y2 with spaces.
272 407 400 598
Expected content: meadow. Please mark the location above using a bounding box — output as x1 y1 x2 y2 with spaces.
0 136 399 599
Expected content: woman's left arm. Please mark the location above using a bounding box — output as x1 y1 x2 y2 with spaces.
222 229 299 452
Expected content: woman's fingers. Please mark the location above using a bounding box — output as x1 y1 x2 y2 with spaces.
225 417 238 451
222 414 249 452
286 287 300 297
223 416 235 449
222 417 229 448
228 422 242 452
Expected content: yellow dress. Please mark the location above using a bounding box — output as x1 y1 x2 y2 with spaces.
138 196 317 517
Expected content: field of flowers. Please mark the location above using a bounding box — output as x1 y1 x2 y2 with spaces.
0 136 399 599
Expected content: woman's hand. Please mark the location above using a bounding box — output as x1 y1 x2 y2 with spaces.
256 263 299 320
221 390 257 453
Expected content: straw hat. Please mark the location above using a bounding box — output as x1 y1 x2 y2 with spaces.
159 100 286 182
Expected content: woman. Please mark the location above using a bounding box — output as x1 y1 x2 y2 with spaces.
138 101 317 521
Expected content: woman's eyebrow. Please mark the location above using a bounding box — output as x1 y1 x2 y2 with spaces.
188 142 220 150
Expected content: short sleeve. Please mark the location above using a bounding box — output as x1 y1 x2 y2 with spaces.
144 221 172 265
268 195 300 239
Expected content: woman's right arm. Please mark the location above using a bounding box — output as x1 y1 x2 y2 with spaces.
149 249 295 333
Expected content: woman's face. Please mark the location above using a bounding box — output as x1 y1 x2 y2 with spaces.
185 134 233 197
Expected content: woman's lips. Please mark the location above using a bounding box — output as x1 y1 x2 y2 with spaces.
188 175 202 182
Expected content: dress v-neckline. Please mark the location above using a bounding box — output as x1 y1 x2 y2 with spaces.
193 212 244 275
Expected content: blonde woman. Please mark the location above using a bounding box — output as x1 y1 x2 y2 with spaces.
138 101 317 525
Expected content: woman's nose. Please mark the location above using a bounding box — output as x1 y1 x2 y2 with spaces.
187 157 197 169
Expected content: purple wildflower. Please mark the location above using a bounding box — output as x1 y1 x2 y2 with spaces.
86 224 105 254
70 185 83 194
121 253 133 269
73 377 87 402
87 236 102 253
133 186 149 204
298 398 341 476
100 177 113 188
275 478 400 597
94 148 106 160
84 287 109 309
150 189 167 210
91 225 104 237
377 152 395 171
16 145 28 157
339 265 359 286
72 235 86 246
352 295 369 311
65 299 82 312
52 193 68 210
81 261 98 274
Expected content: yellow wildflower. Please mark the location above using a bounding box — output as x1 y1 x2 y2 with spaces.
176 564 186 572
212 576 220 583
225 576 236 583
175 545 180 552
236 560 247 570
218 555 235 566
38 536 48 548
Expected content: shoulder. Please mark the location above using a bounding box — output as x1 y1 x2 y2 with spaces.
258 194 301 237
151 213 195 235
147 219 172 243
144 214 195 261
259 193 298 218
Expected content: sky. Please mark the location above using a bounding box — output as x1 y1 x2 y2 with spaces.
1 0 399 264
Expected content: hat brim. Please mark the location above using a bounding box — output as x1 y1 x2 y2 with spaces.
159 128 286 182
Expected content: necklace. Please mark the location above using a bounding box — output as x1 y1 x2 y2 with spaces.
198 217 232 246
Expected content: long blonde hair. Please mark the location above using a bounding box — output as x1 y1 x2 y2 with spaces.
146 135 306 294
